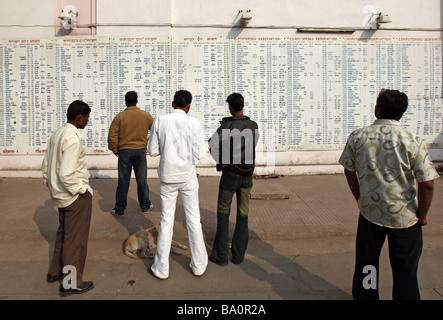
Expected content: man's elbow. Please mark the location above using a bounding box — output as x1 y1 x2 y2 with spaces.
419 180 434 192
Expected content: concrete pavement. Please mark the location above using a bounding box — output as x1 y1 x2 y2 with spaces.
1 174 443 301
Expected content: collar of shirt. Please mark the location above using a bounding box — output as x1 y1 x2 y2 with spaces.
372 119 400 126
222 115 250 122
66 122 82 139
172 108 187 115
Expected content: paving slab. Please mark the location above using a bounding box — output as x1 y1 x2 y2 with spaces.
0 174 443 310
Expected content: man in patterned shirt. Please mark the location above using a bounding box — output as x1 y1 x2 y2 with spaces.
339 89 439 300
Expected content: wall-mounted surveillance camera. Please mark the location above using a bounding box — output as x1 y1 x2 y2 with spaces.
58 5 78 29
239 9 252 22
377 13 391 24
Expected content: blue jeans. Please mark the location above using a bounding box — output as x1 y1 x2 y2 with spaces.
114 148 151 213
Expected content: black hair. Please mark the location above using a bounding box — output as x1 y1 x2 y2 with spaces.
173 90 192 108
125 91 138 106
376 89 408 120
66 100 91 121
226 93 244 112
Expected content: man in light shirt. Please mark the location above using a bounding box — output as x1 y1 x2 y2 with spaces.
147 90 208 279
339 89 439 300
41 100 94 296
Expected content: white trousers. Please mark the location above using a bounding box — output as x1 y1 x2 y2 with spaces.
151 175 208 279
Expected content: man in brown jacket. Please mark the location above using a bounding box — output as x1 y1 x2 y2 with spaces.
108 91 154 216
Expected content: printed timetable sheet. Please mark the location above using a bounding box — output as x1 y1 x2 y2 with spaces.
0 36 442 154
172 37 230 137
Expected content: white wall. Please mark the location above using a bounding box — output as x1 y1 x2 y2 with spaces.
0 0 442 178
2 0 440 38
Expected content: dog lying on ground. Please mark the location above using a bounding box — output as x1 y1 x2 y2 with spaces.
124 225 188 260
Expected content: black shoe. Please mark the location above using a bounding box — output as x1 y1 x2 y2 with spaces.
231 258 243 265
142 204 154 214
111 208 124 216
47 274 61 283
59 281 94 297
209 256 228 266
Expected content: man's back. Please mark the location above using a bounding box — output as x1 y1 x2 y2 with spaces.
148 109 206 183
340 119 439 228
209 115 259 176
108 106 154 153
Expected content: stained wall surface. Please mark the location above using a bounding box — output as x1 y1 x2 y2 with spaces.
0 0 442 177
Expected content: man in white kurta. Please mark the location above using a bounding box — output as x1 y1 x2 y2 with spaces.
147 90 208 279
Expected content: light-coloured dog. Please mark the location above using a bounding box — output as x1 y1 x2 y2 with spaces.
124 225 188 260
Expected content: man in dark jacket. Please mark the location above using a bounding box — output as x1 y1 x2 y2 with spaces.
208 93 259 266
